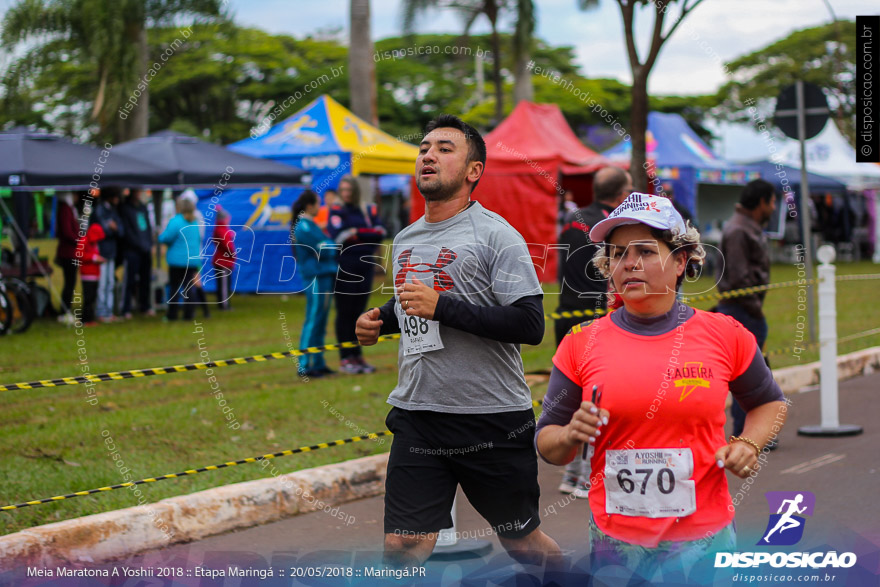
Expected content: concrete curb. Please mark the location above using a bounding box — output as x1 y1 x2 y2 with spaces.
1 347 877 570
773 346 880 394
0 452 389 571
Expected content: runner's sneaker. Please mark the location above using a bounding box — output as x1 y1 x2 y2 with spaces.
339 359 363 374
571 475 591 499
559 471 579 494
355 357 376 374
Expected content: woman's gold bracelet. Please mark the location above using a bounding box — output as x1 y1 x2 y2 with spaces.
729 435 761 457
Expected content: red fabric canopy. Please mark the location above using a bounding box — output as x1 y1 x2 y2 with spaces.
486 102 605 174
410 102 608 283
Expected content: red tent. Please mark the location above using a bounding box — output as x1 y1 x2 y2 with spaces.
411 101 608 281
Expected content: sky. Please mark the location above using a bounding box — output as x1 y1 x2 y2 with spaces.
0 0 870 155
224 0 869 96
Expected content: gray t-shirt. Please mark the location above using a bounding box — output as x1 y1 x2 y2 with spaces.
387 201 543 414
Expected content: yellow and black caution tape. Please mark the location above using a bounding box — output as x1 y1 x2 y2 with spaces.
0 334 402 392
764 340 820 359
835 273 880 282
839 327 880 344
2 399 556 512
545 308 607 320
681 278 819 305
760 327 880 359
0 431 393 512
2 276 875 393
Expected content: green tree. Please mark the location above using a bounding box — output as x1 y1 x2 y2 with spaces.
1 0 225 143
716 20 857 144
402 0 543 126
578 0 706 192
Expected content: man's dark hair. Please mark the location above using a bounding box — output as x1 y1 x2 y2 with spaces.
423 114 487 191
740 179 776 210
593 167 630 203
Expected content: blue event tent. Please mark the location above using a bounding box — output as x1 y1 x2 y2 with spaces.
604 112 760 231
198 95 417 294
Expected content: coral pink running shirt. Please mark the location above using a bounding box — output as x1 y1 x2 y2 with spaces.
552 309 756 547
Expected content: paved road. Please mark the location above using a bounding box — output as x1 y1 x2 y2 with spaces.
93 371 880 585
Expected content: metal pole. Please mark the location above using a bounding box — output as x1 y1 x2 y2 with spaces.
798 245 862 437
795 80 817 342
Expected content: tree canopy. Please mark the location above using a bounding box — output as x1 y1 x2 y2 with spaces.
716 20 857 144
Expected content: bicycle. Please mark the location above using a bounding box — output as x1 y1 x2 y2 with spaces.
0 274 35 334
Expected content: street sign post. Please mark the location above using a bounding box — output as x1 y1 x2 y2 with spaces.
774 81 830 343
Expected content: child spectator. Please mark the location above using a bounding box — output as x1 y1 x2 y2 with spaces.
76 221 106 326
211 207 236 310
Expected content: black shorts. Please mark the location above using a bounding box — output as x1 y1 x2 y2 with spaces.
383 406 541 540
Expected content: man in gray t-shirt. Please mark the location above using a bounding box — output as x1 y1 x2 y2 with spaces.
356 114 562 571
386 199 542 413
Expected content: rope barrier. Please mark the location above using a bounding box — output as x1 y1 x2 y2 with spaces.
5 275 877 512
0 431 393 512
681 278 819 304
0 400 550 513
0 335 401 392
835 273 880 282
2 275 878 392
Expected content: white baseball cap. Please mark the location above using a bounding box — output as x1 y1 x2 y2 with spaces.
589 192 687 243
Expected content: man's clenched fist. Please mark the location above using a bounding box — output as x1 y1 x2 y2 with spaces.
356 307 383 346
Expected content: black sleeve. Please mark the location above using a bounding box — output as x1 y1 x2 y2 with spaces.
376 296 400 336
729 346 785 411
432 293 545 345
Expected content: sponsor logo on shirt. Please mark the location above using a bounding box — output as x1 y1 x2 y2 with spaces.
666 361 714 402
395 247 457 292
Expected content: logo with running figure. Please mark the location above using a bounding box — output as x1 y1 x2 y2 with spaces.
759 491 816 546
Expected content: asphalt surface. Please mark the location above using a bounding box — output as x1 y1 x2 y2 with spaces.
26 371 880 585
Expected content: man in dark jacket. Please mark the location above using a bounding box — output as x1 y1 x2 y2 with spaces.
717 178 777 438
55 192 81 322
555 167 632 345
119 188 154 318
92 187 124 322
327 177 386 374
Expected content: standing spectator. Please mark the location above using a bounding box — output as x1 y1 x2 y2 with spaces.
559 190 578 226
119 189 155 318
313 189 339 230
92 187 124 322
159 197 201 321
327 176 386 374
210 207 236 311
54 191 81 324
292 190 337 377
556 168 632 343
717 179 778 439
178 189 211 318
76 219 105 326
554 167 631 499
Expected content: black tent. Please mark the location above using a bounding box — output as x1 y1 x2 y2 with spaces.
113 130 307 188
0 128 178 189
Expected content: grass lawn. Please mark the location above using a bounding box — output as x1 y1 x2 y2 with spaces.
1 240 878 535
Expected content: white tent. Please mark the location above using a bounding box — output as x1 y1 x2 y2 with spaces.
777 121 880 191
